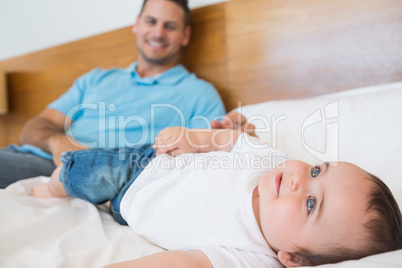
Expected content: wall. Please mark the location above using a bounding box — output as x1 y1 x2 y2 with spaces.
0 0 227 61
0 3 228 147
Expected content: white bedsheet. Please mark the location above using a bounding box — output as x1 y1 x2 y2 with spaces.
0 177 164 268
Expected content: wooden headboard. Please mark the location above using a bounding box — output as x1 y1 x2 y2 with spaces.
1 0 401 147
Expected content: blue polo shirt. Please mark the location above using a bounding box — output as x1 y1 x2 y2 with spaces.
18 63 225 159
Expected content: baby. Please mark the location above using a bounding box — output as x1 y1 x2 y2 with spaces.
32 126 402 268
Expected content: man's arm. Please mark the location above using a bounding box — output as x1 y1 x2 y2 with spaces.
19 108 87 165
105 250 213 268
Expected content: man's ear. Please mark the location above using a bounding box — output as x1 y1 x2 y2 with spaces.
181 25 192 47
132 16 140 34
277 251 306 268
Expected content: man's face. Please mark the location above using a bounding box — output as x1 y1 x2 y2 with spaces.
133 0 191 66
258 160 372 266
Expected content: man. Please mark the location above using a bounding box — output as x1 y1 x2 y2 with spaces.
0 0 225 188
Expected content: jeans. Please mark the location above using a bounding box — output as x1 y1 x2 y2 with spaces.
59 144 157 225
0 146 56 188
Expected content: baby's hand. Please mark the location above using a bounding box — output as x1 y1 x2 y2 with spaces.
211 112 257 137
153 127 199 156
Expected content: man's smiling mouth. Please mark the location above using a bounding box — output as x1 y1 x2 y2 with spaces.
147 39 167 49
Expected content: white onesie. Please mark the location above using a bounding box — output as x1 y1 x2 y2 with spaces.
120 134 287 267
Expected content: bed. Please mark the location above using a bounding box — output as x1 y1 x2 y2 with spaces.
1 0 402 267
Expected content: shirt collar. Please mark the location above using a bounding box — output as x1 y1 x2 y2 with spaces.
126 62 189 85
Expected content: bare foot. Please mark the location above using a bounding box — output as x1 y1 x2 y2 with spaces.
31 184 53 198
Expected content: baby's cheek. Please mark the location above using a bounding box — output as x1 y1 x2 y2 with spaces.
273 199 299 223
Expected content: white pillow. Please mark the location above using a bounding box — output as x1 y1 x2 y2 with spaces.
237 82 402 195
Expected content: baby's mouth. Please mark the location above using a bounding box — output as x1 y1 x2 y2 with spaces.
275 173 282 197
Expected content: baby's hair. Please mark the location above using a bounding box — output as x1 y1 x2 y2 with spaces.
364 172 402 253
290 172 402 266
140 0 191 26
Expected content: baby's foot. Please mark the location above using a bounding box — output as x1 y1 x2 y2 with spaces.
31 184 53 198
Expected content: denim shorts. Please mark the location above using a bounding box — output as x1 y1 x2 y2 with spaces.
59 144 156 225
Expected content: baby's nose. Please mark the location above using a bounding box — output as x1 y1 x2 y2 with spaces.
290 173 306 192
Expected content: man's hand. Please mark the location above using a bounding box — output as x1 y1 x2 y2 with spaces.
211 112 257 137
153 127 200 156
47 134 89 166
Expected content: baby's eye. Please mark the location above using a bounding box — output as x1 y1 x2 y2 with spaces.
311 166 320 178
306 196 316 214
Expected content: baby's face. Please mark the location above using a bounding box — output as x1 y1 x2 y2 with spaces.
257 160 372 261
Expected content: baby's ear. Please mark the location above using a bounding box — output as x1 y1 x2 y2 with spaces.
277 251 307 267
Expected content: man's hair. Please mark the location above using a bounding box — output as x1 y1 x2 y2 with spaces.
291 172 402 266
140 0 191 26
